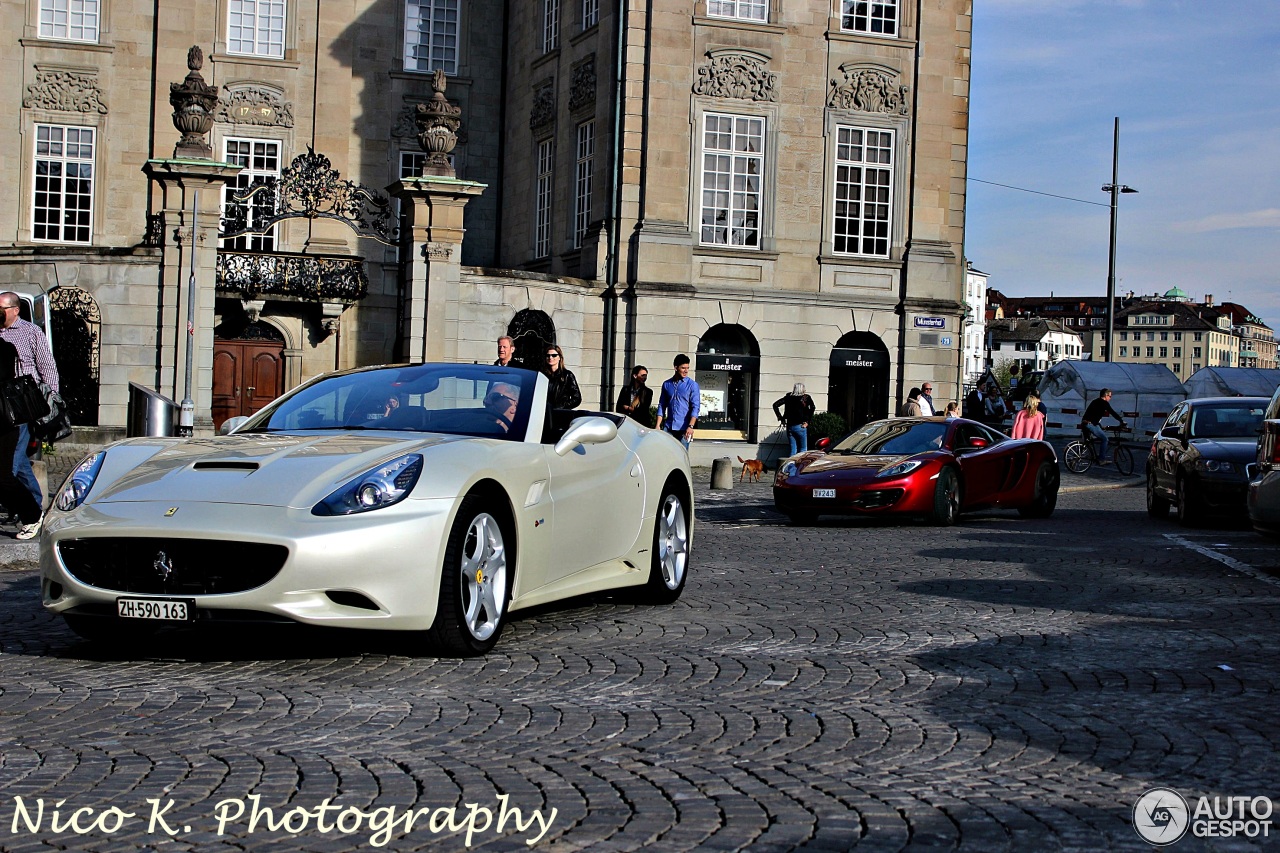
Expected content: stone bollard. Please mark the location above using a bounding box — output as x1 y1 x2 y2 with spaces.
710 457 734 490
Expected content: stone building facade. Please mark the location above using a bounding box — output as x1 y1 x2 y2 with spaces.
0 0 973 456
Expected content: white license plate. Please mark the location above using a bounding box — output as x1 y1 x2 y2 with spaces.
116 597 193 621
812 488 836 498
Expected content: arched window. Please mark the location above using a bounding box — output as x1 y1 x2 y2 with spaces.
695 324 760 440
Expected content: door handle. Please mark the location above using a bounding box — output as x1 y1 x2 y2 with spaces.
246 386 255 396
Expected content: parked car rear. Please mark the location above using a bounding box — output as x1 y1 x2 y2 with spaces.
1247 384 1280 537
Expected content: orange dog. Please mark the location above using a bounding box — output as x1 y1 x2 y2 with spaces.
738 456 766 482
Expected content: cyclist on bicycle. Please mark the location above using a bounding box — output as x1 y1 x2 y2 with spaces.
1082 388 1127 464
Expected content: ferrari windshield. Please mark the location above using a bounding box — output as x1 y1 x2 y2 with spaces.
242 364 538 440
831 420 948 455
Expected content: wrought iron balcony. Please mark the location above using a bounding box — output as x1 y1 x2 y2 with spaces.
215 250 368 301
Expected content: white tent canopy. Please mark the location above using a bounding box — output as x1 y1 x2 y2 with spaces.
1183 367 1280 400
1036 361 1186 439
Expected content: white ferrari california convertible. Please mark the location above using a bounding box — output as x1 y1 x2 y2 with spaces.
40 363 693 655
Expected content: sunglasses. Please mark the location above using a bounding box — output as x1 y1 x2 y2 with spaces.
485 393 516 405
545 354 559 359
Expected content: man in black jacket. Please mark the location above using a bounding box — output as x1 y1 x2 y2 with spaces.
1082 388 1127 464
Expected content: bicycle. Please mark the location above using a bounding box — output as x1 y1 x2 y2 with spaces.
1063 424 1134 475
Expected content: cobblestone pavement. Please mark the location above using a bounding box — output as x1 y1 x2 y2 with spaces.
2 479 1279 852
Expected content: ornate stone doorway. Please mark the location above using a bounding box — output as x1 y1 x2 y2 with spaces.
49 286 102 426
212 320 285 429
508 309 556 367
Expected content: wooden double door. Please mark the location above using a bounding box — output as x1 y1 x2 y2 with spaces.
212 340 284 430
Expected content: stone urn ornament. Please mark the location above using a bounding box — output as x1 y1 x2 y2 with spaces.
169 46 219 159
414 68 462 177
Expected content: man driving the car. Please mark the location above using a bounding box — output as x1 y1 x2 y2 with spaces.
483 383 520 432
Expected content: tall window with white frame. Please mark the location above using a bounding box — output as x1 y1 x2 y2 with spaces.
542 0 559 52
573 121 594 249
581 0 598 30
38 0 100 42
700 113 764 248
404 0 459 73
222 139 282 252
32 124 95 244
707 0 766 22
841 0 897 36
832 126 893 257
228 0 286 57
534 139 554 259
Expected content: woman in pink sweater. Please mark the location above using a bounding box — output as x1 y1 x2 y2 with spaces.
1011 393 1046 441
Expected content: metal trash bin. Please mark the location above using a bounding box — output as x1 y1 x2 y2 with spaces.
127 382 178 437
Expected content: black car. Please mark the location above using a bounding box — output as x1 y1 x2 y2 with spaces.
1247 383 1280 537
1147 396 1268 525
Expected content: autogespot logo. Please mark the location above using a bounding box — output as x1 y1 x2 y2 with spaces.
1133 788 1190 845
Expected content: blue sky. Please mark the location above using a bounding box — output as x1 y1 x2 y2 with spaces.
966 0 1280 334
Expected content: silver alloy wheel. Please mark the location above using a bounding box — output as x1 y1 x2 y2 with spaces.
657 493 688 590
459 512 507 641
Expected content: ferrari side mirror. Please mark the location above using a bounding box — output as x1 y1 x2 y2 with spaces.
816 437 831 450
554 416 619 456
219 416 250 435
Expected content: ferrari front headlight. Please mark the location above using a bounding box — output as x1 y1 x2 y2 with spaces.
313 454 423 516
777 460 800 481
877 459 924 479
55 451 106 511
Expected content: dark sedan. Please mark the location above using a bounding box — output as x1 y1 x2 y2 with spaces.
772 417 1060 526
1147 396 1268 526
1247 383 1280 537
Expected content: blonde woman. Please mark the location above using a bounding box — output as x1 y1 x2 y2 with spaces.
1011 393 1046 441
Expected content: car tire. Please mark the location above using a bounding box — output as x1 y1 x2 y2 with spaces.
63 614 157 644
1175 475 1199 528
426 495 512 656
640 481 690 604
930 466 962 526
1018 461 1060 518
1147 470 1170 518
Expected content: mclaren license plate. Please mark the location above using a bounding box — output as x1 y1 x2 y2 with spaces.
116 597 194 621
812 488 836 498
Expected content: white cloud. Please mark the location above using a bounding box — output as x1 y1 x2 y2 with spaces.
1175 209 1280 234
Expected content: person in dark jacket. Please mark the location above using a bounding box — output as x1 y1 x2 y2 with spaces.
773 382 816 456
1082 387 1127 464
541 344 582 409
615 364 653 427
493 335 524 369
0 338 43 540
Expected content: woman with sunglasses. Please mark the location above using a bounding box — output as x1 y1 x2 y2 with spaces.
541 344 581 410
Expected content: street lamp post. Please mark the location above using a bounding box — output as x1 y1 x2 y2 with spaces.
1102 117 1138 363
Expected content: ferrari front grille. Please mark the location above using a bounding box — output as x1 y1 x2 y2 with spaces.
58 538 289 595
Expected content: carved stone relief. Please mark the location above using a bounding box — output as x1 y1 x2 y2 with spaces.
529 79 555 130
827 65 910 115
692 52 777 103
23 70 108 114
568 54 596 112
423 242 453 261
214 85 295 127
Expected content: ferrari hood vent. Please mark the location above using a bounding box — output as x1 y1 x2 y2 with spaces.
193 461 260 472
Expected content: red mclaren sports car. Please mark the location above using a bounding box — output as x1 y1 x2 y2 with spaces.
773 417 1060 525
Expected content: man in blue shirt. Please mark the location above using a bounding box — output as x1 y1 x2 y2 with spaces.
654 353 700 449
